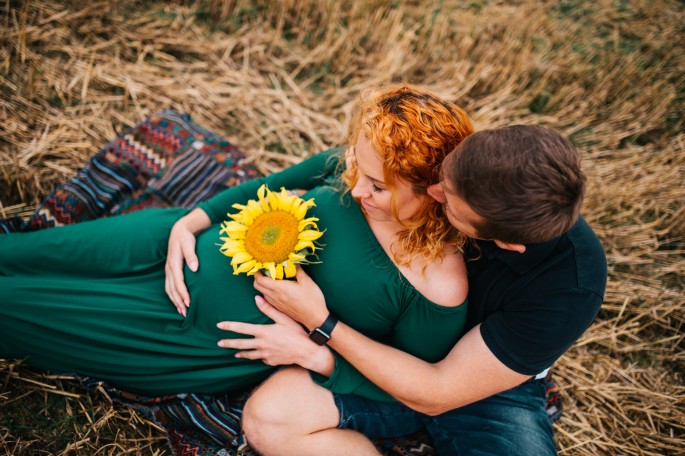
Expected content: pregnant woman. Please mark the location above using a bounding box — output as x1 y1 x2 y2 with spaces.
0 84 473 402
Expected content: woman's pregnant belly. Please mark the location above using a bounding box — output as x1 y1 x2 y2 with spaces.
181 225 271 342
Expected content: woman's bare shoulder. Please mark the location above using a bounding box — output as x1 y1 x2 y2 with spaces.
401 251 468 308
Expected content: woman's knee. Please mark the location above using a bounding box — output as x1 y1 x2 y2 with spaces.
244 367 308 426
242 378 289 451
242 367 339 451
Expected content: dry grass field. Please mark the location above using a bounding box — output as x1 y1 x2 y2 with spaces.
1 0 683 454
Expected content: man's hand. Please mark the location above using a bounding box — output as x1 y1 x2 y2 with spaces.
217 297 335 375
164 208 210 316
253 267 328 330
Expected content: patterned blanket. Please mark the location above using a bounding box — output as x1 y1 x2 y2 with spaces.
0 110 259 233
1 110 562 455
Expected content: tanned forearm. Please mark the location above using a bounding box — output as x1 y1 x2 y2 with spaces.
327 323 528 415
327 323 450 414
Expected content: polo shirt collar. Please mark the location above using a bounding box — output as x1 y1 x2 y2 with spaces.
478 235 562 275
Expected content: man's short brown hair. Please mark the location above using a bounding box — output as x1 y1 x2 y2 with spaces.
443 125 585 244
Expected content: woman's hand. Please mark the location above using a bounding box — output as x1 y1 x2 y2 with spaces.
165 208 211 316
253 267 329 331
217 296 334 376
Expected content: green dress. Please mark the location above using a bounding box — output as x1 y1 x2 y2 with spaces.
0 149 466 402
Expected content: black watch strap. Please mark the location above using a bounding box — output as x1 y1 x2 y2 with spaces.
309 313 338 346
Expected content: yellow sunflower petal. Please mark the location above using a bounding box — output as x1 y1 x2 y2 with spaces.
293 199 316 220
233 211 256 225
289 197 302 213
288 252 306 262
298 218 319 231
283 259 297 278
219 244 244 257
299 229 324 241
294 240 315 252
219 238 243 249
230 251 254 265
234 259 257 274
230 231 247 240
257 184 267 201
267 188 279 211
245 199 264 215
274 263 284 280
271 188 286 211
246 262 263 276
221 221 249 234
264 262 277 278
221 226 247 241
228 213 244 222
267 189 281 211
278 188 299 212
257 184 271 211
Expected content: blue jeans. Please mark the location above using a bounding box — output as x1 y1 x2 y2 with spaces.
334 380 556 456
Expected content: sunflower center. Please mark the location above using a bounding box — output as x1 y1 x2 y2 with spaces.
244 210 300 263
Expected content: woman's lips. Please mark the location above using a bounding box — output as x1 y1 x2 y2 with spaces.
361 199 375 210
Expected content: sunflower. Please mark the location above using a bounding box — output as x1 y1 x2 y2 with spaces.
218 184 324 279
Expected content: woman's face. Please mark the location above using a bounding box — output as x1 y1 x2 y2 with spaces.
350 132 426 223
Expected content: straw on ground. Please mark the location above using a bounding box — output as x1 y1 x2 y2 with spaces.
1 1 683 454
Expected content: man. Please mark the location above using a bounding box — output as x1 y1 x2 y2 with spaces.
222 125 608 455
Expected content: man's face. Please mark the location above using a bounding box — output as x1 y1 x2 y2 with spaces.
427 179 485 239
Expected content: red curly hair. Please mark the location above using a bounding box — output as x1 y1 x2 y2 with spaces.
342 84 474 267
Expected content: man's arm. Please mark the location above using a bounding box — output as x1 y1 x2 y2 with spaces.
327 322 528 415
253 268 529 415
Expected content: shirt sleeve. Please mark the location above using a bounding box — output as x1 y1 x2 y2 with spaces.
311 353 395 402
197 148 342 224
480 288 604 375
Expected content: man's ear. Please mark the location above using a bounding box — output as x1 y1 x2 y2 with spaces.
493 240 526 253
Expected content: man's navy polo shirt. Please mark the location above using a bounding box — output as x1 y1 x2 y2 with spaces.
464 216 607 375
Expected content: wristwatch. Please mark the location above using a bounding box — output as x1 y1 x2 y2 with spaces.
308 313 339 345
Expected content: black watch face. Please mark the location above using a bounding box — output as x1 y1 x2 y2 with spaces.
309 328 329 346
